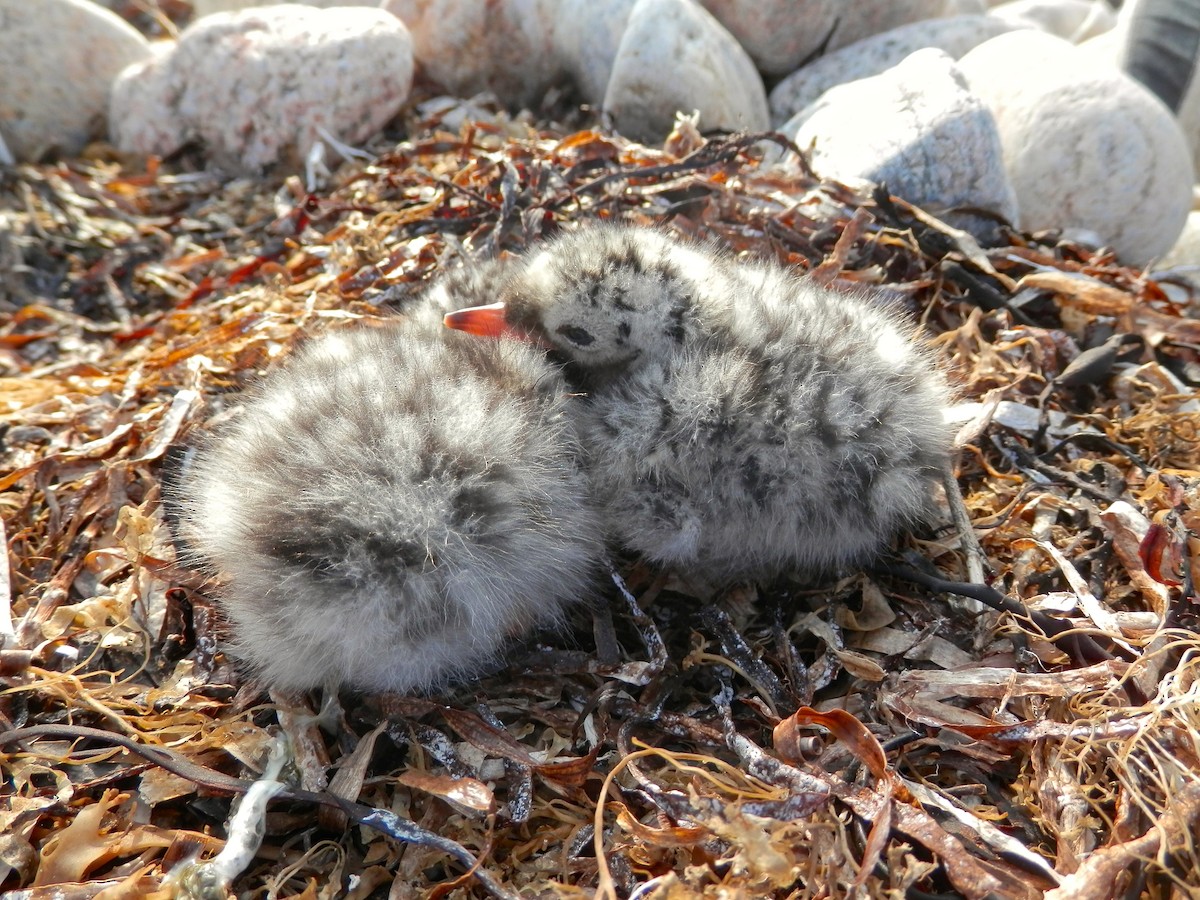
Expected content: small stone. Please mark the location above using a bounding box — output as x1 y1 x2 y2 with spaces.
0 0 151 161
604 0 768 143
782 48 1017 239
769 15 1019 126
989 0 1116 41
552 0 637 105
958 29 1193 265
384 0 562 109
110 4 414 172
1154 207 1200 274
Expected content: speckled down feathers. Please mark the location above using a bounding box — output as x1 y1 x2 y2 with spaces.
173 261 603 692
498 224 954 584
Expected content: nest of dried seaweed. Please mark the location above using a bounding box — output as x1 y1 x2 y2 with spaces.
2 103 1199 900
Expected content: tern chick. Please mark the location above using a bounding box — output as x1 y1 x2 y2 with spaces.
446 224 954 585
173 260 604 693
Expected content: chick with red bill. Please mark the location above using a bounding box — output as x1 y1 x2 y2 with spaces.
172 259 605 693
445 223 955 587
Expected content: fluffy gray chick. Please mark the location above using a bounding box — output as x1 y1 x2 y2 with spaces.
445 224 954 585
173 260 604 693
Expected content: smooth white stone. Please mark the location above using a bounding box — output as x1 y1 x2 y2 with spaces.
989 0 1116 41
0 0 151 161
604 0 768 143
958 29 1193 265
552 0 637 106
110 4 414 171
783 48 1017 238
770 14 1019 126
696 0 839 76
384 0 562 109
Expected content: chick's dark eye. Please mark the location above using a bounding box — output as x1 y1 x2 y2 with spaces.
555 324 595 347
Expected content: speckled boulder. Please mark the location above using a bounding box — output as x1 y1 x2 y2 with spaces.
384 0 562 109
110 4 413 172
769 14 1019 125
0 0 151 161
782 48 1017 239
604 0 768 143
958 29 1193 265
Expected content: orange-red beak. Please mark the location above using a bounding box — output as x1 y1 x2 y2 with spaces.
443 302 520 340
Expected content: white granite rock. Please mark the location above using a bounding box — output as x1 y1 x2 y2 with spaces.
604 0 768 143
782 48 1017 238
1111 0 1200 176
110 4 413 171
384 0 562 109
989 0 1116 42
958 30 1193 265
0 0 151 161
769 15 1020 126
109 43 180 162
552 0 637 105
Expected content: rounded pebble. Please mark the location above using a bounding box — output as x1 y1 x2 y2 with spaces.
988 0 1116 41
110 4 414 172
958 29 1194 265
384 0 562 109
604 0 769 143
696 0 839 76
782 48 1017 239
0 0 150 161
770 14 1019 125
552 0 637 106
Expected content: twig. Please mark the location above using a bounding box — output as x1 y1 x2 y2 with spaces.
873 562 1122 666
609 564 669 672
566 132 806 201
697 605 793 716
944 464 988 590
1043 782 1200 900
0 515 13 648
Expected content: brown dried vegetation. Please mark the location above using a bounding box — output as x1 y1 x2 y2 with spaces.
1 103 1199 899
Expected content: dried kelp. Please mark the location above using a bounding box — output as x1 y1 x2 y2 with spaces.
2 97 1199 899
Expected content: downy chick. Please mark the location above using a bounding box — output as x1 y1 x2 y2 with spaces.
172 259 604 692
445 224 953 585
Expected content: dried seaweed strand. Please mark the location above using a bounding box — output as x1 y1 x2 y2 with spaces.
0 723 518 900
